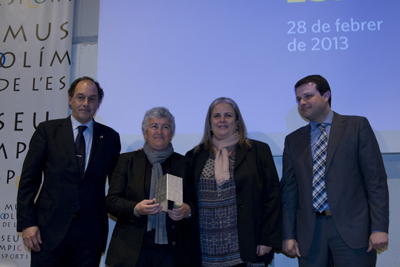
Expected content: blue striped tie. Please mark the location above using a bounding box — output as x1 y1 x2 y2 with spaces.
312 123 328 212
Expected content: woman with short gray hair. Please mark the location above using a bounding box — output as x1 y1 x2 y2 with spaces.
106 107 198 267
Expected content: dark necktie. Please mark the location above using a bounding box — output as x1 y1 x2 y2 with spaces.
76 125 87 178
312 123 328 212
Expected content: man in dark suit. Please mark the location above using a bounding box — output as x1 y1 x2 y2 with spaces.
17 76 121 267
281 75 389 266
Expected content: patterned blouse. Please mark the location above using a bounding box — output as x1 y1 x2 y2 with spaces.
198 149 244 267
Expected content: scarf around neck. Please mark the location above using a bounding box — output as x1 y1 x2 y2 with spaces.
212 132 240 185
143 141 174 244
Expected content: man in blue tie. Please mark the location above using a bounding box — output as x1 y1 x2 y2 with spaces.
17 77 121 267
280 75 389 266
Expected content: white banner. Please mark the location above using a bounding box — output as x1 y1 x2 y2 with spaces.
0 0 74 266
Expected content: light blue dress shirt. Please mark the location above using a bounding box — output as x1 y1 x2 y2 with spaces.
71 116 94 171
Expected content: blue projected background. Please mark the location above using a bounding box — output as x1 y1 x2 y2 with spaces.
97 0 400 155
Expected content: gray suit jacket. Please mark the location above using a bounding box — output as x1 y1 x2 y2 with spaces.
281 112 389 257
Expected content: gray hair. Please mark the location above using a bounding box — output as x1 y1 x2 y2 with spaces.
141 107 176 135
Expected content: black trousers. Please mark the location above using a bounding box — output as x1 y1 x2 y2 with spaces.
135 248 175 267
31 218 103 267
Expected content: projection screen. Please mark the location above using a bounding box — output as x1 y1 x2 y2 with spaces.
97 0 400 155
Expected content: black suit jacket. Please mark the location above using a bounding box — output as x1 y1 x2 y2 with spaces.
17 116 121 251
186 139 282 263
105 151 198 267
281 112 389 257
